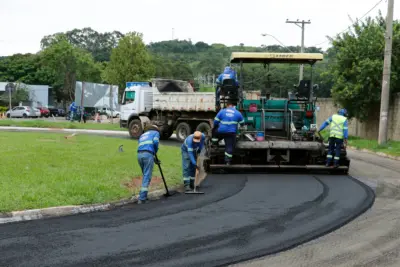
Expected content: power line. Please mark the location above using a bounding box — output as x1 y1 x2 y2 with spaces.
312 0 385 47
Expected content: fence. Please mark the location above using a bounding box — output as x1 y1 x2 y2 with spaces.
316 93 400 141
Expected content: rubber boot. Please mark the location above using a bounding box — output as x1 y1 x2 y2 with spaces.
190 179 195 189
184 183 191 192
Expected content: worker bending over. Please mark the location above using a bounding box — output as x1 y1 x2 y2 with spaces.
215 66 239 109
212 101 245 165
181 131 205 191
137 125 160 204
318 108 348 168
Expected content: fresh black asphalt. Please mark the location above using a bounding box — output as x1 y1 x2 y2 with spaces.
0 173 374 267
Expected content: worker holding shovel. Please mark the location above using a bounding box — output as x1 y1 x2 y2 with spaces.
181 131 205 191
136 124 160 204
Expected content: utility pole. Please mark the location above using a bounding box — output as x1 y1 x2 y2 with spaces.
286 19 311 81
378 0 394 145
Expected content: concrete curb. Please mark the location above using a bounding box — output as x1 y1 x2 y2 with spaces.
0 185 182 224
0 126 129 136
348 146 400 161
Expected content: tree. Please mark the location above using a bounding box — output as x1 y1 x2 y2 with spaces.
102 32 155 96
0 54 54 85
324 14 400 121
40 28 124 62
39 34 103 102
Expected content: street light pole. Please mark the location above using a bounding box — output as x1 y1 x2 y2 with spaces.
261 33 294 53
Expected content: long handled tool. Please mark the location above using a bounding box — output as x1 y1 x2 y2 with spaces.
155 154 177 197
185 157 204 195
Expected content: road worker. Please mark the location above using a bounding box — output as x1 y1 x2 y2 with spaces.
181 131 206 191
212 100 245 165
318 108 348 168
137 124 160 204
215 66 239 109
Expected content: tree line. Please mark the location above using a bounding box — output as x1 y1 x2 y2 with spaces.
0 13 398 121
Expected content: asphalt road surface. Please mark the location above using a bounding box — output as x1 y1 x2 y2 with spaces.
0 173 373 266
232 150 400 267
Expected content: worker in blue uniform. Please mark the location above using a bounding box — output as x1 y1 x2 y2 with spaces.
318 108 348 168
212 101 245 165
181 131 205 191
137 124 160 204
215 66 239 109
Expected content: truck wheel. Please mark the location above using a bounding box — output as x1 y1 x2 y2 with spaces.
128 119 143 139
196 122 211 137
176 122 191 142
160 128 173 140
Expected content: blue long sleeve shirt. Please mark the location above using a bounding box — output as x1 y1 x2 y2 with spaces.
137 130 160 154
319 115 348 139
214 107 245 133
216 67 239 86
182 133 205 165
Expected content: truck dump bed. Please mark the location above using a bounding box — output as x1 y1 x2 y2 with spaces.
152 90 216 112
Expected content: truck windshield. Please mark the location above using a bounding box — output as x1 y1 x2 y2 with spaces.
125 91 135 103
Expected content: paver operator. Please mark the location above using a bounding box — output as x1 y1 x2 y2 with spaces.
318 108 348 168
181 131 206 191
137 125 160 204
215 66 239 109
211 101 245 165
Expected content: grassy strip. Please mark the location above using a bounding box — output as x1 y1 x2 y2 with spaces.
347 136 400 157
0 132 181 212
0 119 124 131
320 130 400 157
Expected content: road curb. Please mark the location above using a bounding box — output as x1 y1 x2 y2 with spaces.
0 185 182 224
348 146 400 161
0 126 129 136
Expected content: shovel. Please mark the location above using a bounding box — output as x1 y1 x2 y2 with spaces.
154 154 177 197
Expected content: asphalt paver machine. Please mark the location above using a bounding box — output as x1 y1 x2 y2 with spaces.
204 52 350 174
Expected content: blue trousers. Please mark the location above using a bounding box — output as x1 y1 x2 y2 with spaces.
137 151 154 200
221 133 236 163
327 137 343 166
181 146 196 186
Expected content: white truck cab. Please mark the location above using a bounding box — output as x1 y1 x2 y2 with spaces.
120 79 216 141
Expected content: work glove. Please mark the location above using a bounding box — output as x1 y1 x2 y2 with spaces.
154 158 161 164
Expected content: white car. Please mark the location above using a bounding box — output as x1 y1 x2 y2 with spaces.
99 107 120 118
6 106 41 118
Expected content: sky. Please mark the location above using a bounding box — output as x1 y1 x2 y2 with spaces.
0 0 398 56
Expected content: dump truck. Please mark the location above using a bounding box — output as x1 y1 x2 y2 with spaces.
203 52 351 174
119 78 217 142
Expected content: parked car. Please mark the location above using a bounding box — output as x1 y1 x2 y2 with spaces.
47 106 65 117
97 107 120 118
6 106 41 118
36 107 50 118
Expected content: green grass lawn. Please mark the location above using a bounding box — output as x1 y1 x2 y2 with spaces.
320 130 400 157
0 132 182 212
0 119 124 131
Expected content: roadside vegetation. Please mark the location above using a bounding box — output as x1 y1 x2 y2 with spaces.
0 132 181 212
347 136 400 157
0 119 124 131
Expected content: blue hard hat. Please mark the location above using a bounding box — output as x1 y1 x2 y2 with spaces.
338 108 347 116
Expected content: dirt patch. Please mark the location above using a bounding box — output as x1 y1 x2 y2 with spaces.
122 176 164 192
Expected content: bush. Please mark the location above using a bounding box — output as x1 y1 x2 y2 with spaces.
0 106 8 113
